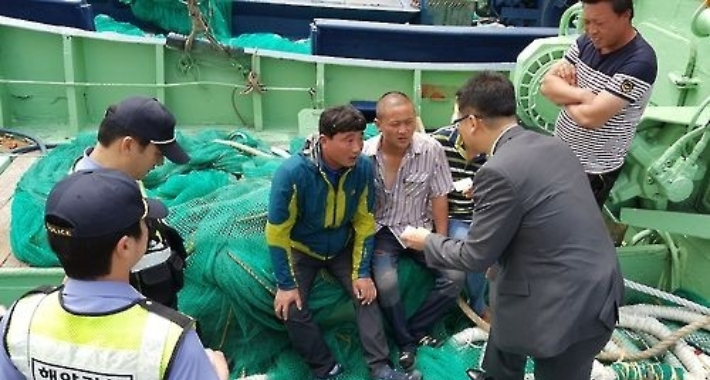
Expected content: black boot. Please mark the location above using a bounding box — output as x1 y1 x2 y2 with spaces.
465 369 492 380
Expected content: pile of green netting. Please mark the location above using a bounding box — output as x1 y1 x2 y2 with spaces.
10 130 480 380
425 0 477 26
11 130 710 380
93 0 311 55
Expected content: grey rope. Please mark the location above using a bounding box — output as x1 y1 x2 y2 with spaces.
457 296 490 333
596 314 710 361
624 279 710 315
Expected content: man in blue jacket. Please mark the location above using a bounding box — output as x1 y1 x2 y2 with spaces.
266 105 419 380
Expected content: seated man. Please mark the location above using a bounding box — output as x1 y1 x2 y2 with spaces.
430 121 489 321
363 92 464 373
72 96 190 309
266 105 419 380
0 169 229 380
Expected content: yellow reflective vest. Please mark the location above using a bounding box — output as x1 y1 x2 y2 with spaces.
4 287 192 380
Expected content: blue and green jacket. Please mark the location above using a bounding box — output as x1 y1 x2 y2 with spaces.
265 140 376 290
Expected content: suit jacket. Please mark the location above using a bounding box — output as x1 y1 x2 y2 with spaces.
425 126 623 358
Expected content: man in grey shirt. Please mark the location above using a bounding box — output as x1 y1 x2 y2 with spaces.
363 91 464 374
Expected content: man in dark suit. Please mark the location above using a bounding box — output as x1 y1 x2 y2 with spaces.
401 71 624 380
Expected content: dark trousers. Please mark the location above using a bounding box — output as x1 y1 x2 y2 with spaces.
587 167 622 207
482 331 611 380
284 247 390 378
372 228 464 351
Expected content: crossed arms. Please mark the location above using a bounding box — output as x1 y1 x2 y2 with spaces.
540 59 629 129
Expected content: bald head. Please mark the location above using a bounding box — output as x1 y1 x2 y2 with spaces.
374 91 418 153
376 91 413 119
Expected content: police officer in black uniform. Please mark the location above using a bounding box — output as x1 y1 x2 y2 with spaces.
72 96 190 309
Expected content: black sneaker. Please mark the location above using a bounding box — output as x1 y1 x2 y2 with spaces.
465 368 491 380
417 335 443 348
315 363 344 380
372 365 422 380
398 350 416 372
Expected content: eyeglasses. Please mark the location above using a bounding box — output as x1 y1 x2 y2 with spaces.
453 114 485 128
452 115 470 125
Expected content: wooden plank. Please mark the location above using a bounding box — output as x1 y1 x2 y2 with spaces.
0 201 12 265
0 155 39 267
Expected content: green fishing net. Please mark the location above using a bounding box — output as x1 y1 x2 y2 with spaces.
9 130 479 379
225 34 310 55
425 0 477 26
11 129 710 380
94 1 311 54
11 129 710 379
94 14 149 36
125 0 231 39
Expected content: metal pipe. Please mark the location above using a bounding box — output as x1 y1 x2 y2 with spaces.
691 1 710 37
558 1 583 36
213 139 275 158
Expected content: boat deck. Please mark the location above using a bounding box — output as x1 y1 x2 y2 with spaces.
0 154 38 268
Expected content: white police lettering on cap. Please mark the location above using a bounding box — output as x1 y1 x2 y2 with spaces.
150 137 177 145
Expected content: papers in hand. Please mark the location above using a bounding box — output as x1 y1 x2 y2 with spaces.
402 226 417 236
453 177 473 192
393 229 407 248
396 226 418 249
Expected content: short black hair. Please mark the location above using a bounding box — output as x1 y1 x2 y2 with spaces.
319 105 367 138
97 104 150 148
47 216 143 280
581 0 634 18
456 71 516 119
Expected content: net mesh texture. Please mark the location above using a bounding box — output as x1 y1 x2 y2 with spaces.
11 130 710 380
6 1 708 379
10 130 480 379
96 0 311 54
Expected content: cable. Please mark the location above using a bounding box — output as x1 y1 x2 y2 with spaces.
230 86 250 128
0 127 49 155
11 143 58 154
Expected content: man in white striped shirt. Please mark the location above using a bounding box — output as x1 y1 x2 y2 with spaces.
540 0 657 206
363 91 464 375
